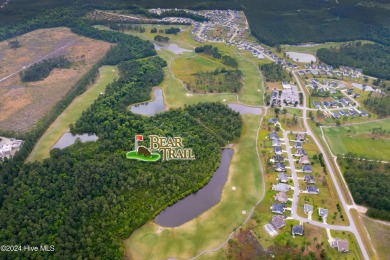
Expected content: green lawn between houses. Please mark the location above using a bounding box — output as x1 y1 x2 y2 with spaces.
27 66 118 162
323 119 390 161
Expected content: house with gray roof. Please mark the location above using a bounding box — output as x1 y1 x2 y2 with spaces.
292 225 304 236
306 185 319 194
278 172 289 183
269 132 280 140
268 117 278 124
294 142 302 149
304 204 313 214
295 133 305 142
294 148 307 157
272 139 281 147
304 174 315 184
271 215 286 229
272 183 290 193
271 203 285 214
274 146 283 155
275 162 286 172
302 165 312 173
271 155 284 163
319 208 328 218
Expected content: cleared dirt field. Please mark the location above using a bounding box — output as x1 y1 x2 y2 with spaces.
0 27 111 132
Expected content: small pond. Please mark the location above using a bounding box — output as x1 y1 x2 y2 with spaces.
130 88 166 116
154 149 234 227
228 103 262 115
51 132 98 150
286 51 316 63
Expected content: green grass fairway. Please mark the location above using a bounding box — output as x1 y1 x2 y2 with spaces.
126 151 160 162
125 114 263 259
27 66 118 162
323 119 390 161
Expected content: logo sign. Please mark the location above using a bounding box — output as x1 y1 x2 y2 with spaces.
126 135 195 162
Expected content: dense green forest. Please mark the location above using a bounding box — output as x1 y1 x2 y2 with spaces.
317 42 390 79
363 96 390 117
20 56 72 82
260 63 291 82
195 45 238 68
339 155 390 221
186 68 243 93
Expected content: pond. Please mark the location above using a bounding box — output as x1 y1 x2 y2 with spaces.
51 132 98 150
153 43 192 54
130 88 166 116
154 149 234 227
286 51 316 63
228 103 262 115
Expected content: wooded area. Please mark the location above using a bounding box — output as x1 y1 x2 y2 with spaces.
317 42 390 80
20 56 72 82
260 63 291 82
339 156 390 221
186 68 243 93
363 96 390 117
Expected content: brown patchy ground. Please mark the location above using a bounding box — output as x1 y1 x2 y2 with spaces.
0 27 111 132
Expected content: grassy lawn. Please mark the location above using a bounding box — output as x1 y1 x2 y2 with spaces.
361 215 390 260
27 66 118 162
125 114 263 259
323 119 390 160
329 230 364 260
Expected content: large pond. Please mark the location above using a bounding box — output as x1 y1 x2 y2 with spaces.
155 149 234 227
228 103 262 115
130 88 166 116
153 43 192 54
286 51 316 63
51 132 98 150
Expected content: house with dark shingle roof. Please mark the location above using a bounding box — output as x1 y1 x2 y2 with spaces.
304 174 315 184
268 117 278 124
271 155 284 163
274 146 283 155
275 162 286 172
294 148 307 157
272 139 281 147
269 132 280 140
294 142 302 149
292 225 304 236
302 165 312 173
295 133 305 142
306 185 319 194
271 203 285 214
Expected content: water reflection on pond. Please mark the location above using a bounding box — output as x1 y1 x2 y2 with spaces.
52 132 98 150
130 88 166 116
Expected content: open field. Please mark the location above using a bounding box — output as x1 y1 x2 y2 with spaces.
361 215 390 260
125 114 263 259
0 27 111 132
27 66 118 162
323 119 390 160
329 230 364 260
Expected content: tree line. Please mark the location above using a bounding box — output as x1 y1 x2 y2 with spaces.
363 95 390 117
339 156 390 221
154 35 169 42
317 42 390 80
20 56 72 82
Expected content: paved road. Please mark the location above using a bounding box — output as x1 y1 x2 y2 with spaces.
292 70 370 259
